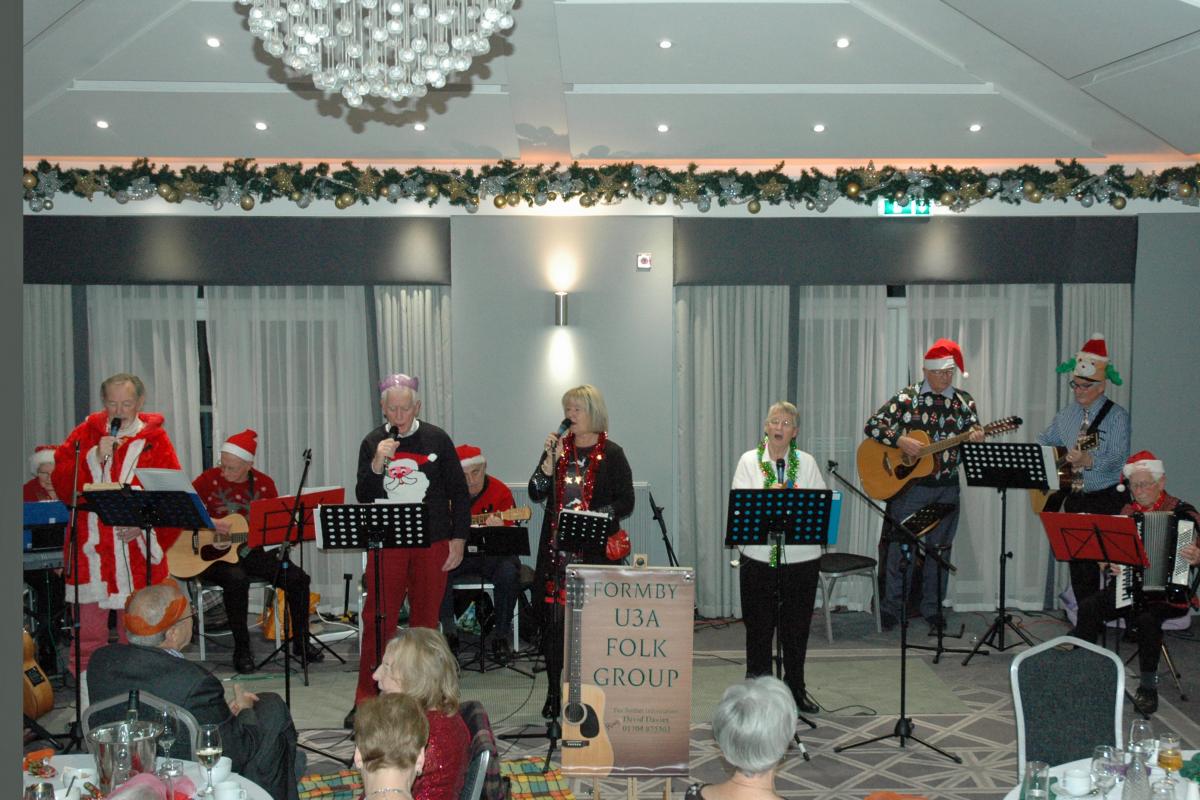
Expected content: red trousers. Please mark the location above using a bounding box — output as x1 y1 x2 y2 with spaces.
69 602 128 675
355 540 450 704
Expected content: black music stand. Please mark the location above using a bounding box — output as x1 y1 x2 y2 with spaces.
828 460 961 764
316 502 428 676
453 523 531 676
83 484 214 584
725 487 839 759
900 503 973 662
958 442 1054 665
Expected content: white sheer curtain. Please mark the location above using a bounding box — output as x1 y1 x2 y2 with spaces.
1061 284 1132 412
908 284 1058 610
373 286 453 430
675 286 790 618
794 285 888 611
205 286 374 605
86 286 203 477
24 284 76 464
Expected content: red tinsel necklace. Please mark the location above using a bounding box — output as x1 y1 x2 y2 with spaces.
544 432 607 606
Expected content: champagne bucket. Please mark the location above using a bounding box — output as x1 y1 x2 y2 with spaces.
86 721 159 794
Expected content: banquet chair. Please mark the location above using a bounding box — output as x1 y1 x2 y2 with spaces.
459 700 506 800
188 576 282 661
818 550 882 643
81 689 200 761
1010 635 1124 777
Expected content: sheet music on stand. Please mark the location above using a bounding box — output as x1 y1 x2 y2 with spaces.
315 502 429 551
251 486 346 549
1037 511 1147 568
959 443 1054 491
556 508 611 554
725 489 841 548
86 471 214 531
465 525 531 557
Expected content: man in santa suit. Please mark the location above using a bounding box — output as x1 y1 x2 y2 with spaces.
24 445 60 501
192 429 324 674
438 444 522 663
52 372 183 673
346 372 469 727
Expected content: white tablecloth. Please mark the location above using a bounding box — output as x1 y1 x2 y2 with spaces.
22 753 273 800
1002 750 1199 800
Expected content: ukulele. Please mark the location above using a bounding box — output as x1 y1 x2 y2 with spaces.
165 514 250 578
1028 431 1099 514
560 571 614 775
23 629 54 720
469 506 532 525
857 416 1023 500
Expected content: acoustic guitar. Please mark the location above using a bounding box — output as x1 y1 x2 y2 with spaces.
561 572 614 775
470 506 532 526
166 514 250 578
857 416 1023 501
1028 431 1099 514
23 629 54 720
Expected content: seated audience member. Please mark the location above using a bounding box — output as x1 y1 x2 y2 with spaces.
439 444 522 662
354 693 429 800
372 627 470 800
1070 450 1200 715
685 676 798 800
87 579 303 800
24 445 59 501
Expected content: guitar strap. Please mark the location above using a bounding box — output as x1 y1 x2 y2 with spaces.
1085 398 1114 437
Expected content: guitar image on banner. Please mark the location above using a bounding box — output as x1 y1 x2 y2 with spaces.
857 416 1023 501
561 570 614 776
165 514 250 578
469 506 532 526
1029 431 1099 514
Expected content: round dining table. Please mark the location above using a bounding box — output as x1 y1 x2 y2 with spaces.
22 753 273 800
1002 750 1199 800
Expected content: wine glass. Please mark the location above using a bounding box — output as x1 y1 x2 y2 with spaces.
1149 780 1175 800
1129 718 1156 761
195 724 223 797
1156 733 1182 786
156 706 180 777
1091 746 1118 800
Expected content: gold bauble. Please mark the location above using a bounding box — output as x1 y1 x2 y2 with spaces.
547 191 557 201
620 180 631 191
493 195 507 208
579 193 595 208
1179 183 1195 198
747 199 762 214
653 191 667 205
290 191 302 202
939 191 956 206
505 192 520 206
156 183 172 199
22 173 37 190
425 183 439 199
240 194 256 211
1023 180 1037 195
167 188 182 203
845 182 861 199
339 192 356 209
1028 189 1042 203
894 189 906 201
379 185 390 198
1111 195 1127 210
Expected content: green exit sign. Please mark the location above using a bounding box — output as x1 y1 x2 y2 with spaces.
879 198 931 216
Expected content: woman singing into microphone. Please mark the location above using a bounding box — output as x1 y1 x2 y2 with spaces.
529 384 634 720
730 401 825 716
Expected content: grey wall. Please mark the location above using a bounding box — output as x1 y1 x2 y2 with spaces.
1131 214 1200 495
449 216 676 551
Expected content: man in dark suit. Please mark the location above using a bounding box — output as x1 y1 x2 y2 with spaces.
87 579 302 800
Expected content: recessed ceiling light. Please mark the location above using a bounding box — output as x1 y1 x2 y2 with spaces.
969 123 982 132
835 37 851 49
414 122 427 131
206 37 221 48
254 121 268 131
658 39 672 49
95 120 109 129
813 123 826 133
657 123 670 133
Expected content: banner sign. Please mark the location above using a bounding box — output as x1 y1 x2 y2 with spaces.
561 565 694 778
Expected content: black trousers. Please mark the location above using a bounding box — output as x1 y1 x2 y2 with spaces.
1072 586 1188 673
201 548 312 653
1062 486 1126 605
739 556 820 705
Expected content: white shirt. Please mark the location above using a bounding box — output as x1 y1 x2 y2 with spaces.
730 445 827 565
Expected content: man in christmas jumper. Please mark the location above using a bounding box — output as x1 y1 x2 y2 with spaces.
1037 333 1131 605
347 373 470 724
51 373 183 673
438 443 522 663
192 428 323 674
864 339 984 632
1070 451 1200 715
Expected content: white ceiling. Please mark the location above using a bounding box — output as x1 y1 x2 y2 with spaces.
21 0 1200 165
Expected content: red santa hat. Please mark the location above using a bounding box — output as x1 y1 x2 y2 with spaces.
923 338 967 377
29 445 56 474
220 429 258 463
1072 334 1109 381
1122 450 1164 480
456 444 485 468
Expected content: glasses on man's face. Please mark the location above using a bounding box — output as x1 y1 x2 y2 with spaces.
1068 380 1100 391
766 419 795 428
1129 480 1160 491
927 369 955 378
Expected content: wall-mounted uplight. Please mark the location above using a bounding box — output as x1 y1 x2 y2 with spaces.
554 291 569 326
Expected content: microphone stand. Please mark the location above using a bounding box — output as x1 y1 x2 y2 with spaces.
826 461 961 764
262 449 312 699
647 492 679 568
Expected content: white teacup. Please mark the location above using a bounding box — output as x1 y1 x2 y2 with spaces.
213 780 247 800
208 756 233 786
1061 766 1092 796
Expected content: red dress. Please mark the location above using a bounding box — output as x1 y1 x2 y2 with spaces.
23 478 55 502
412 708 470 800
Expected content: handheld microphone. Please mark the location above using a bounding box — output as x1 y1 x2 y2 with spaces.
102 417 121 469
538 418 572 468
776 457 786 486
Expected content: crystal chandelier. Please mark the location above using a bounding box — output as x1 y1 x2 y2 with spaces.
240 0 516 108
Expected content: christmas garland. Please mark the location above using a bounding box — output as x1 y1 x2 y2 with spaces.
19 157 1200 214
757 437 800 488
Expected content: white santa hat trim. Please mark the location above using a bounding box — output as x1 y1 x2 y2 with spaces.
221 442 254 462
29 446 56 474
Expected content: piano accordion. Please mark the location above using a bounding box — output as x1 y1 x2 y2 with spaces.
1115 511 1195 609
